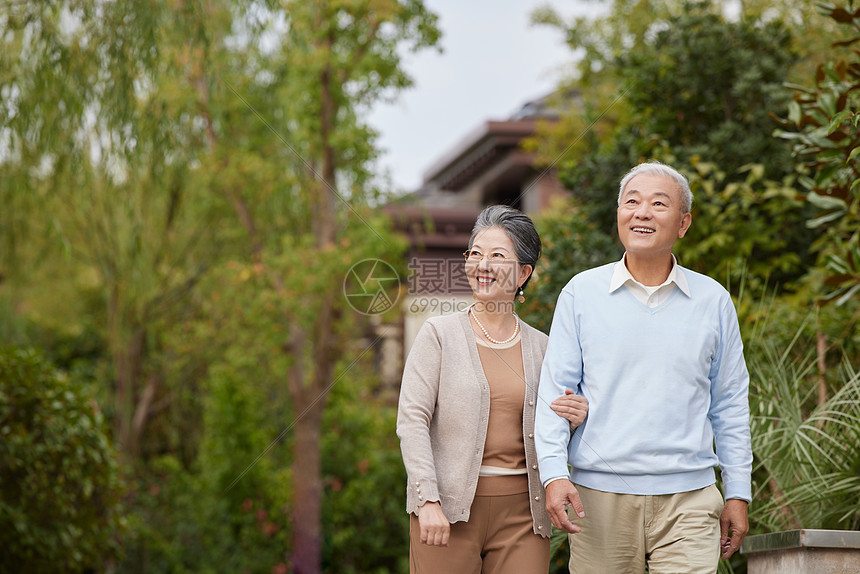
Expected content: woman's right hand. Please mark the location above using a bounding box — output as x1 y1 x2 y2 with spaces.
418 501 450 546
551 388 589 428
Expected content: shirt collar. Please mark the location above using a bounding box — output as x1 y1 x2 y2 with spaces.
609 253 691 297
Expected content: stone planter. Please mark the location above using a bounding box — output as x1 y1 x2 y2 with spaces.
741 529 860 573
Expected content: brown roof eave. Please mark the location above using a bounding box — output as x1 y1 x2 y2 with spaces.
421 120 538 188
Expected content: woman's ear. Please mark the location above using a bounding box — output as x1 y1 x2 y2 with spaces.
519 264 534 286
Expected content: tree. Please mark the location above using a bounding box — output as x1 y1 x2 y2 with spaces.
1 2 440 572
526 1 816 296
615 3 796 178
204 3 439 571
548 1 798 229
0 0 224 459
775 1 860 307
673 159 816 294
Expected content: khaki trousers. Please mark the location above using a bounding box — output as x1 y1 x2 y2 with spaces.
409 475 550 574
567 483 724 574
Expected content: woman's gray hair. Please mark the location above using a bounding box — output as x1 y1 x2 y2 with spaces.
617 160 694 214
468 205 542 293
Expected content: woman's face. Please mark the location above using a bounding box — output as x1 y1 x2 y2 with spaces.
464 226 532 304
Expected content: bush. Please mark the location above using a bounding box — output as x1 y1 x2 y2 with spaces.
115 365 292 574
322 373 409 574
0 346 123 572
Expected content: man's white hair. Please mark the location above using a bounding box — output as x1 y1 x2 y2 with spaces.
617 161 694 214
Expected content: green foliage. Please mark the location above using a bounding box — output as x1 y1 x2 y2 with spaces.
115 328 294 572
561 3 797 232
616 2 796 178
774 2 860 305
321 373 409 574
745 308 860 532
119 456 291 574
529 2 860 560
0 0 235 459
0 346 124 572
549 528 571 574
188 211 407 411
2 0 437 568
123 210 408 573
520 200 619 333
115 360 407 574
675 160 817 293
533 0 680 85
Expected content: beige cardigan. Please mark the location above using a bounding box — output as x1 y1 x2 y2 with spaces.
396 311 552 537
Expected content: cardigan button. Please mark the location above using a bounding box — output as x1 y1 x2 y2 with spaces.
528 433 534 439
529 400 534 406
418 496 423 501
538 525 543 530
534 496 540 501
532 464 538 470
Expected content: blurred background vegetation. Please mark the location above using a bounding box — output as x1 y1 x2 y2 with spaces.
0 0 858 573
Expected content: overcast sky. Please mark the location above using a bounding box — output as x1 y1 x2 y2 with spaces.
368 1 598 193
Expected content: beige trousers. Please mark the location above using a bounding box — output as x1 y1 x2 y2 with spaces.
567 483 724 574
409 475 550 574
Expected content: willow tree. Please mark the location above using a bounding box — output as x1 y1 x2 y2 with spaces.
1 1 439 572
0 0 225 457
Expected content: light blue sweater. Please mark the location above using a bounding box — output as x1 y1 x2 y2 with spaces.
535 262 752 501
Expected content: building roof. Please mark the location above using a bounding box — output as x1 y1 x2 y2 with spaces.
414 88 580 200
421 120 539 191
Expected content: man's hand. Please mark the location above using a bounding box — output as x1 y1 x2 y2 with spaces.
550 388 589 428
719 498 749 560
417 501 450 546
545 480 585 534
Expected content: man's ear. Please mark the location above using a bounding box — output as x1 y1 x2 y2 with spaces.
678 212 692 238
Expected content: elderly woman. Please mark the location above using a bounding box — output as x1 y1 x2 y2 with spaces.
396 205 588 573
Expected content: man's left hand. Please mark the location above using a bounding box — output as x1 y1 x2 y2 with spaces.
719 498 749 560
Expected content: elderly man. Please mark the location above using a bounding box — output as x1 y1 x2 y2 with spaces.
534 161 752 573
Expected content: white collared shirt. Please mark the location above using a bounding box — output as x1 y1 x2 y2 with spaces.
609 253 690 307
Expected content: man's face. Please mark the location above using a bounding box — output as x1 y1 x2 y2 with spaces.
616 174 692 258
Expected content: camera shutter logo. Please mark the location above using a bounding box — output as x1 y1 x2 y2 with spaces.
343 259 401 315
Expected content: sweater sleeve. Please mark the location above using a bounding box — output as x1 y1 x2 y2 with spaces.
708 296 753 502
535 288 581 485
396 321 443 511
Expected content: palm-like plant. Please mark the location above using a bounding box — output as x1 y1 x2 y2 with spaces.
748 315 860 533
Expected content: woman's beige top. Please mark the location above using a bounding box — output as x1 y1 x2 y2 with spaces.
476 334 527 475
396 311 551 537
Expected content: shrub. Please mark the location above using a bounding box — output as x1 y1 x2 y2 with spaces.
0 346 123 572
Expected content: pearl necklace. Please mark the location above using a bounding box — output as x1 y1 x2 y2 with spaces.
469 305 520 345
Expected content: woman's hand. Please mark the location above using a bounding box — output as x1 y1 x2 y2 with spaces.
551 388 589 428
417 501 450 546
